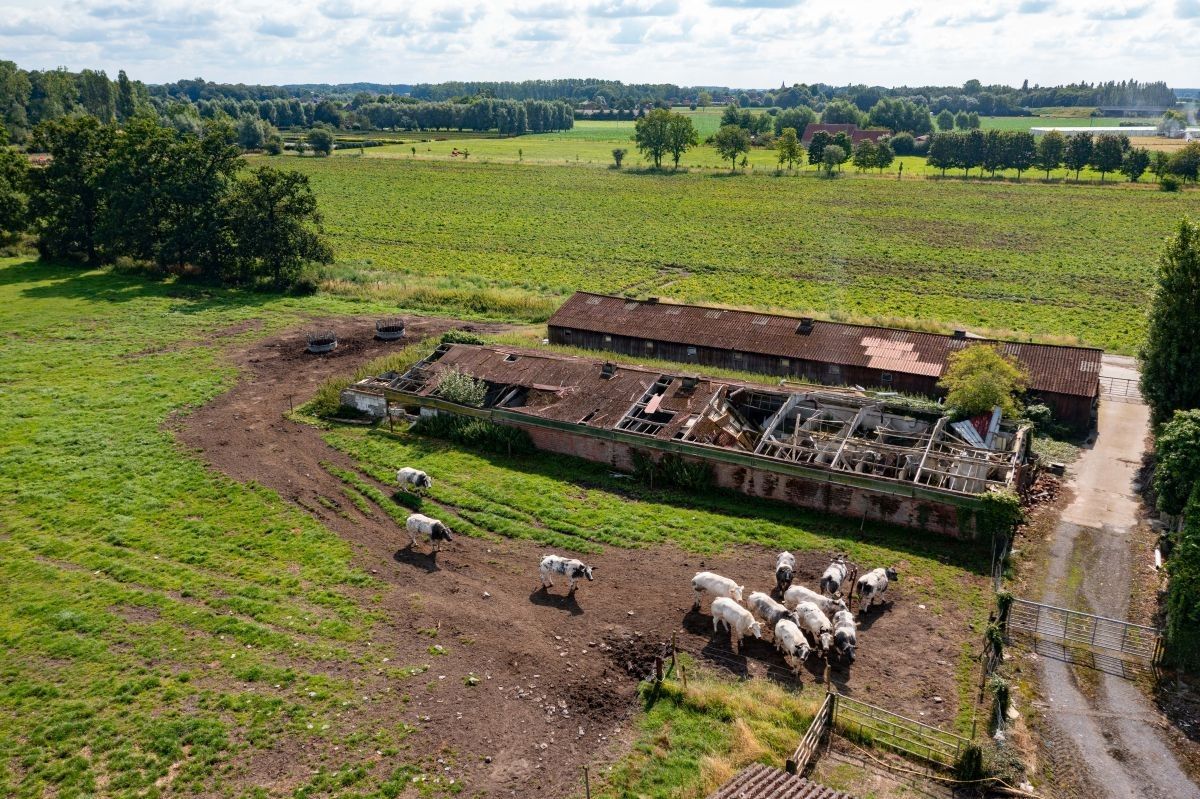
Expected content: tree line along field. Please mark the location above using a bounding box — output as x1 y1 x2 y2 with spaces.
0 257 991 797
282 156 1200 354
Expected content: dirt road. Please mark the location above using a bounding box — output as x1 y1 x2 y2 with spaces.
1035 356 1196 798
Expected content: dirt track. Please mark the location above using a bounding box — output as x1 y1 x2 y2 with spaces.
174 317 983 797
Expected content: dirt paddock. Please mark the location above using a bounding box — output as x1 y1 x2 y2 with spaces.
174 316 982 797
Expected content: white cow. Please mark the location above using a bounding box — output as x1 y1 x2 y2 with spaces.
774 618 812 673
539 555 595 593
793 601 834 655
396 467 433 493
712 597 763 653
691 571 744 609
831 609 858 664
747 591 793 634
774 551 796 595
784 584 848 618
856 567 898 612
819 557 849 597
405 513 453 553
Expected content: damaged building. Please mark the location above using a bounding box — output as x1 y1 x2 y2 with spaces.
546 292 1102 432
346 343 1033 538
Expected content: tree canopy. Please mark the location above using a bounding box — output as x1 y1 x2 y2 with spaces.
938 344 1029 418
713 125 750 172
1141 219 1200 426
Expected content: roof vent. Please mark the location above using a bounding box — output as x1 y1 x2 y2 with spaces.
952 329 967 339
796 317 815 335
646 296 660 304
600 362 616 380
679 376 699 396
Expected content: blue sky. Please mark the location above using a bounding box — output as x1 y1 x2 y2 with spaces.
2 0 1196 87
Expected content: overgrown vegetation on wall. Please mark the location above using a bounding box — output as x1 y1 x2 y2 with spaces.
408 413 534 456
631 451 714 492
1165 485 1200 672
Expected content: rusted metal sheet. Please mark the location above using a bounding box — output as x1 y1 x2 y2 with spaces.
547 292 1102 400
707 764 853 799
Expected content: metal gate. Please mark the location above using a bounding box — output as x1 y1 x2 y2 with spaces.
1099 376 1143 404
830 693 969 770
1007 598 1162 676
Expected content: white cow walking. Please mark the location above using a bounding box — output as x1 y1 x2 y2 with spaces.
784 585 847 619
405 513 453 553
856 567 898 612
691 571 744 609
396 467 433 494
819 557 849 597
539 555 595 593
711 597 763 653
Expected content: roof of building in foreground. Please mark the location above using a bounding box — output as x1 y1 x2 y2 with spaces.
547 292 1101 399
706 764 855 799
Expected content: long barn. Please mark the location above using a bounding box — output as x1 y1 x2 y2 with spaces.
546 292 1101 432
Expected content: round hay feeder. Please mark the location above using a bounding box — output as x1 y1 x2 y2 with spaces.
307 330 338 354
375 318 406 341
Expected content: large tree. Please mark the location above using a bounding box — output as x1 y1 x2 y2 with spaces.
851 138 878 172
807 130 830 166
0 127 28 240
926 132 957 177
961 129 985 177
938 344 1028 418
1007 131 1036 181
1154 410 1200 515
1033 130 1065 180
936 109 955 132
665 112 698 169
1121 147 1151 183
713 124 750 172
1141 219 1200 426
1090 134 1126 182
775 127 801 170
1063 132 1093 181
28 115 114 263
232 167 332 288
634 107 671 169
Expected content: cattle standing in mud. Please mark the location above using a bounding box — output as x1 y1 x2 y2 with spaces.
820 557 849 597
856 567 898 612
774 618 811 674
396 467 433 494
747 591 794 634
831 609 858 664
405 513 453 553
774 551 796 596
539 555 595 593
793 601 834 656
691 571 744 609
711 597 763 653
784 585 847 619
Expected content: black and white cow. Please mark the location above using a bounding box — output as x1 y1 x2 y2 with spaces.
405 513 453 553
539 555 595 593
774 551 796 596
819 556 849 597
831 609 858 664
855 567 898 612
397 467 433 494
747 591 794 634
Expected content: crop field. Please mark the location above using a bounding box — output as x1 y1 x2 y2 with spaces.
282 156 1199 354
0 257 997 797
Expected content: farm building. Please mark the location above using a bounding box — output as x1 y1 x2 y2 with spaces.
800 123 889 146
546 292 1102 432
350 343 1034 538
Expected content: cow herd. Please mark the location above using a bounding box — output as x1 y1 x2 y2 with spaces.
396 466 898 677
692 555 898 674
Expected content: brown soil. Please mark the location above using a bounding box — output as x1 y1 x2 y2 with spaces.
173 315 985 798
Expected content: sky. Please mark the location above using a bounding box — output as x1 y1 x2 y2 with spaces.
2 0 1198 88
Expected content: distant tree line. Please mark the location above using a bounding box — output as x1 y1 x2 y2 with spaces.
0 116 330 290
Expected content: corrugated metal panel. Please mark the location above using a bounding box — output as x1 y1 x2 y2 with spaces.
706 764 854 799
547 292 1102 399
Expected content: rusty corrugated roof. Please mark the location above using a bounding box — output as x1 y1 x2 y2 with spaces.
706 764 854 799
547 292 1102 399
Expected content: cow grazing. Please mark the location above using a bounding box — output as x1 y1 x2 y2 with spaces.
691 571 744 609
539 555 595 592
775 551 796 595
405 513 453 553
793 601 834 655
783 585 847 618
831 609 858 664
747 591 794 634
819 557 849 597
856 567 898 612
397 467 433 494
774 618 812 673
711 597 763 653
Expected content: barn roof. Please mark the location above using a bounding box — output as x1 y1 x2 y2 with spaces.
547 292 1102 399
706 764 854 799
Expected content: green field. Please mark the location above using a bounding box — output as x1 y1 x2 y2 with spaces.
0 257 991 797
979 115 1155 132
280 156 1199 354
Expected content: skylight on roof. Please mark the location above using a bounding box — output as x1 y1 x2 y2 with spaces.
585 296 602 305
705 310 722 319
665 308 681 315
752 316 770 326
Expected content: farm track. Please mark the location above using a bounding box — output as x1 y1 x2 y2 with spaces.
176 315 981 797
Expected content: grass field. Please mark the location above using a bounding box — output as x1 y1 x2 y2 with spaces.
0 256 993 796
279 156 1199 354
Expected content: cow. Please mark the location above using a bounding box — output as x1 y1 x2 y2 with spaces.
405 513 453 553
539 555 595 593
793 601 834 655
856 567 898 612
774 618 812 673
831 609 858 664
783 584 848 618
396 467 433 494
691 571 744 610
747 591 793 634
711 597 763 653
774 551 796 595
819 557 849 597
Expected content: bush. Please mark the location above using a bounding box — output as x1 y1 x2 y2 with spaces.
631 451 713 491
889 132 916 155
1154 410 1200 515
1161 175 1181 192
434 367 487 406
1166 486 1200 671
440 329 487 346
409 413 534 455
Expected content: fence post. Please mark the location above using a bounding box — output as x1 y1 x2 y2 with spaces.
671 632 677 670
655 657 663 683
583 765 591 799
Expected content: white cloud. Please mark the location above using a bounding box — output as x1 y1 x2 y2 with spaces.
1176 0 1200 17
1087 4 1150 20
1017 0 1055 12
588 0 678 18
510 2 574 19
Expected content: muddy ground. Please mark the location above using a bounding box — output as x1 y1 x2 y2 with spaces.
173 316 983 798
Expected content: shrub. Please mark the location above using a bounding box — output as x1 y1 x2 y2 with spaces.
434 367 487 406
889 132 916 155
1153 409 1200 515
631 451 713 492
440 329 487 346
409 413 534 455
1166 485 1200 672
939 343 1028 419
1161 175 1180 192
